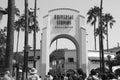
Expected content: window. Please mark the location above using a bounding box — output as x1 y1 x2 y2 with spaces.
68 58 74 62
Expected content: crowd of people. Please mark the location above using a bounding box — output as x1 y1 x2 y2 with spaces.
87 69 119 80
42 68 120 80
43 68 86 80
1 67 120 80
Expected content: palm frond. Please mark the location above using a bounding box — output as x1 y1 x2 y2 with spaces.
87 6 100 26
102 13 116 29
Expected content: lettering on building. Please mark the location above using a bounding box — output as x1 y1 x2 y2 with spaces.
54 15 74 28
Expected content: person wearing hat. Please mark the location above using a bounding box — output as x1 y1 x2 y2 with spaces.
28 68 40 80
87 69 100 80
2 70 14 80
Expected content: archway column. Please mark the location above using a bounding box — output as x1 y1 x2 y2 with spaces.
40 27 50 79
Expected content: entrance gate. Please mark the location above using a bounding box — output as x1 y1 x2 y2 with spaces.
40 8 88 79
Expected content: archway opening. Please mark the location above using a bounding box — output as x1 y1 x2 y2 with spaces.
49 34 79 75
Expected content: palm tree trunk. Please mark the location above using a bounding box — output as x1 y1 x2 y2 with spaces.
16 29 20 80
16 29 20 53
33 0 37 68
99 0 105 75
94 23 97 50
98 16 102 73
5 0 15 73
106 24 109 52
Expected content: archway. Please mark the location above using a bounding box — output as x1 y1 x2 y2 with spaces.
49 34 78 75
40 8 87 79
50 34 79 69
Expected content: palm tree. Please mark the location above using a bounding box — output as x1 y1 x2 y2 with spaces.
5 0 15 73
14 18 24 53
14 9 39 54
102 13 116 52
14 9 39 79
87 6 100 50
16 10 39 32
27 10 39 33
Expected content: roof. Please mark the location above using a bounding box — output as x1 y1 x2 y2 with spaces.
88 51 115 61
104 47 120 53
48 8 79 13
88 57 114 62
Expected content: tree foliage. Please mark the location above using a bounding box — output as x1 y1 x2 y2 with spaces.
102 13 116 29
87 6 116 51
15 9 39 33
0 27 7 61
87 6 100 25
87 6 100 50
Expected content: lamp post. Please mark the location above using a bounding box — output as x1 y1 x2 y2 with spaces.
22 0 29 80
30 0 39 68
33 0 37 68
22 45 31 80
99 0 105 74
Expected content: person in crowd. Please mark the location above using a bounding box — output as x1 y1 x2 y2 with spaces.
77 68 86 80
107 73 117 80
48 72 53 80
60 74 64 80
71 72 78 80
87 69 99 80
82 72 87 80
100 73 108 80
2 70 13 80
64 74 68 80
66 73 73 80
28 67 40 80
44 75 48 80
118 75 120 80
39 75 41 80
44 72 53 80
53 74 58 80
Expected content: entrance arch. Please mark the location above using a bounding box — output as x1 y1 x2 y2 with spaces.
40 8 88 79
50 34 80 69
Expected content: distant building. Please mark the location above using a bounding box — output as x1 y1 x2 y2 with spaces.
14 47 120 75
50 49 77 74
50 49 115 74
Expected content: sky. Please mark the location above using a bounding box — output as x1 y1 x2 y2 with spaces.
0 0 120 52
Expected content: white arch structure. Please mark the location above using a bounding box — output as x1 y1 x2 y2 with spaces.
40 8 88 79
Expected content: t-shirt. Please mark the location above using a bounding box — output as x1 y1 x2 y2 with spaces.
45 75 53 80
87 75 99 80
87 75 95 80
28 74 40 80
